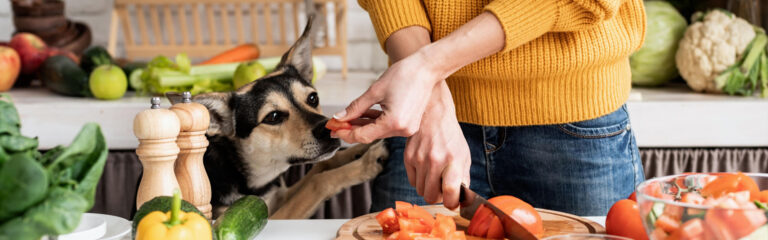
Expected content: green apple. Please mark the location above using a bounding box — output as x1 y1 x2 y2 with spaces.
233 61 267 89
89 64 127 100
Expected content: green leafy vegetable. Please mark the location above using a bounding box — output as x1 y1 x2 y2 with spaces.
0 94 108 240
630 1 687 86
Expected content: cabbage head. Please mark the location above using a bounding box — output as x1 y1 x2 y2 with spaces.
630 1 688 86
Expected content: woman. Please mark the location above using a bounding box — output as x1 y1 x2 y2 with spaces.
332 0 646 216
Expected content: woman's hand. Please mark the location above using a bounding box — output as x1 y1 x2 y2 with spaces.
404 81 471 209
332 51 445 143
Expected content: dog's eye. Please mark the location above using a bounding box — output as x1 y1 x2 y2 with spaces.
306 92 319 107
262 111 287 125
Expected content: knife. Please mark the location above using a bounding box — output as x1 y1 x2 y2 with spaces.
459 184 538 240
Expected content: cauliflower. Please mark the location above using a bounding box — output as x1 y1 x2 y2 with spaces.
676 10 761 93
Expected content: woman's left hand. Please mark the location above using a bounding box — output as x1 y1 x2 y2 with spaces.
404 81 471 209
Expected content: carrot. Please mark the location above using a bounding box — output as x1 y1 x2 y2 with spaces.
200 44 260 65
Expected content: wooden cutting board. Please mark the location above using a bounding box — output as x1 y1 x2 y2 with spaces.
337 205 604 240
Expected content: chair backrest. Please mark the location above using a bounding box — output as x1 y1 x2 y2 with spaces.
108 0 347 75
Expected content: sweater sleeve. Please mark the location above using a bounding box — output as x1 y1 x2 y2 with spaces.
358 0 432 50
485 0 627 53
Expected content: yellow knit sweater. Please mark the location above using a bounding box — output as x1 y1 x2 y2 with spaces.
358 0 646 126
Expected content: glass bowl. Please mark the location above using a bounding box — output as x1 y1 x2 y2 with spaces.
635 173 768 240
542 234 632 240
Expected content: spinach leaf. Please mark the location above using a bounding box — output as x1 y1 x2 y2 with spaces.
0 94 20 136
0 188 88 240
45 124 108 209
0 154 48 222
0 135 38 153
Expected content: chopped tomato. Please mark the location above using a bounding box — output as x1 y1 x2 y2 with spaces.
655 214 681 233
628 192 637 201
678 218 705 240
386 231 400 240
681 192 705 205
650 228 668 240
451 231 466 240
466 195 543 238
396 201 414 216
399 218 431 234
430 214 456 238
405 205 436 227
705 206 767 239
606 199 649 240
377 208 400 234
325 118 351 131
701 172 759 200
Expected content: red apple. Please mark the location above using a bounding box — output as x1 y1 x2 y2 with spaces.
0 46 21 92
9 33 48 74
46 48 80 64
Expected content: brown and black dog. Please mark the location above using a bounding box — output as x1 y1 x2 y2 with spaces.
192 16 387 219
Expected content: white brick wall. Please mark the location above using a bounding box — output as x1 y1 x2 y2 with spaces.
0 0 389 71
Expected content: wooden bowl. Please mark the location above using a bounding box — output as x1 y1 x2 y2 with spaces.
58 22 92 55
36 19 71 39
12 0 65 17
13 15 67 33
41 21 79 47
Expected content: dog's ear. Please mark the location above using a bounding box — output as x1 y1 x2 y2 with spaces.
193 92 234 136
275 15 315 83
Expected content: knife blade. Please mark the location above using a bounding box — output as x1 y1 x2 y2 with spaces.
459 184 538 240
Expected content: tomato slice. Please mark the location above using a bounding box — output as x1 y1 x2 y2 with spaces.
705 206 768 239
678 218 705 240
430 214 456 238
467 205 494 237
377 208 400 234
758 190 768 204
466 195 543 238
606 199 649 240
485 216 504 239
325 118 351 131
701 172 760 200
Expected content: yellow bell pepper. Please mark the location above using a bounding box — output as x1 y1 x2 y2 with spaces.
136 191 211 240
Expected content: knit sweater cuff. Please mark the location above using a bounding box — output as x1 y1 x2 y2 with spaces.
359 0 432 50
484 0 558 53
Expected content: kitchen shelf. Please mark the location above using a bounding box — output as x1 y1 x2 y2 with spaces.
7 74 768 149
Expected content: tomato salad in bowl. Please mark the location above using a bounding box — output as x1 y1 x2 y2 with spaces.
635 172 768 240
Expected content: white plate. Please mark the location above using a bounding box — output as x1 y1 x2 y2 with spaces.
92 213 131 240
57 214 106 240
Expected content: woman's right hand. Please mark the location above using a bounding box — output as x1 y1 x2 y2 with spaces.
332 49 445 143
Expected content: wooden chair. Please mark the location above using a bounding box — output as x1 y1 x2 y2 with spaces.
108 0 348 77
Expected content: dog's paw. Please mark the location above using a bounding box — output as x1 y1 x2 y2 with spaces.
367 140 389 164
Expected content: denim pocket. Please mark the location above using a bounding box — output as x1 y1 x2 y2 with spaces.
556 105 630 139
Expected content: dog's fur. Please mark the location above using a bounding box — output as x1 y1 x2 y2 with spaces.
192 17 387 219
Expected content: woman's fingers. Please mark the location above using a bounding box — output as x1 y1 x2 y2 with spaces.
441 161 464 209
334 89 380 122
423 157 445 204
404 137 418 187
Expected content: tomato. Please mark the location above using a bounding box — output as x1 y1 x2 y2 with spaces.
758 190 768 204
705 207 767 239
430 214 456 238
382 206 465 240
485 216 504 239
325 118 351 131
466 195 543 238
681 192 705 205
629 192 637 201
606 199 649 240
701 172 759 200
377 208 400 234
678 218 705 240
396 201 414 216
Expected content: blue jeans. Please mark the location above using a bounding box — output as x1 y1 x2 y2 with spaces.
370 105 644 216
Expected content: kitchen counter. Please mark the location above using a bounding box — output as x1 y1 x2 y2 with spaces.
7 72 768 149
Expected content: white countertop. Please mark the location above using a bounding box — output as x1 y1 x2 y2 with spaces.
7 72 768 149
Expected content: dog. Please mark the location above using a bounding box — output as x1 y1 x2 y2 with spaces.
191 16 388 219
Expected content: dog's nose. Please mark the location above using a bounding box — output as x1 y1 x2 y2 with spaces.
313 120 332 139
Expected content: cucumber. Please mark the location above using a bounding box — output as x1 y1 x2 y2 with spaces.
213 195 268 240
40 55 92 97
132 196 206 238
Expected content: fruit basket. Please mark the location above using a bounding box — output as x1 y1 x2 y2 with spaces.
636 173 768 240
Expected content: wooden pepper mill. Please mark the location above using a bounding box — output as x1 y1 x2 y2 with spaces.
134 97 182 209
170 92 213 219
